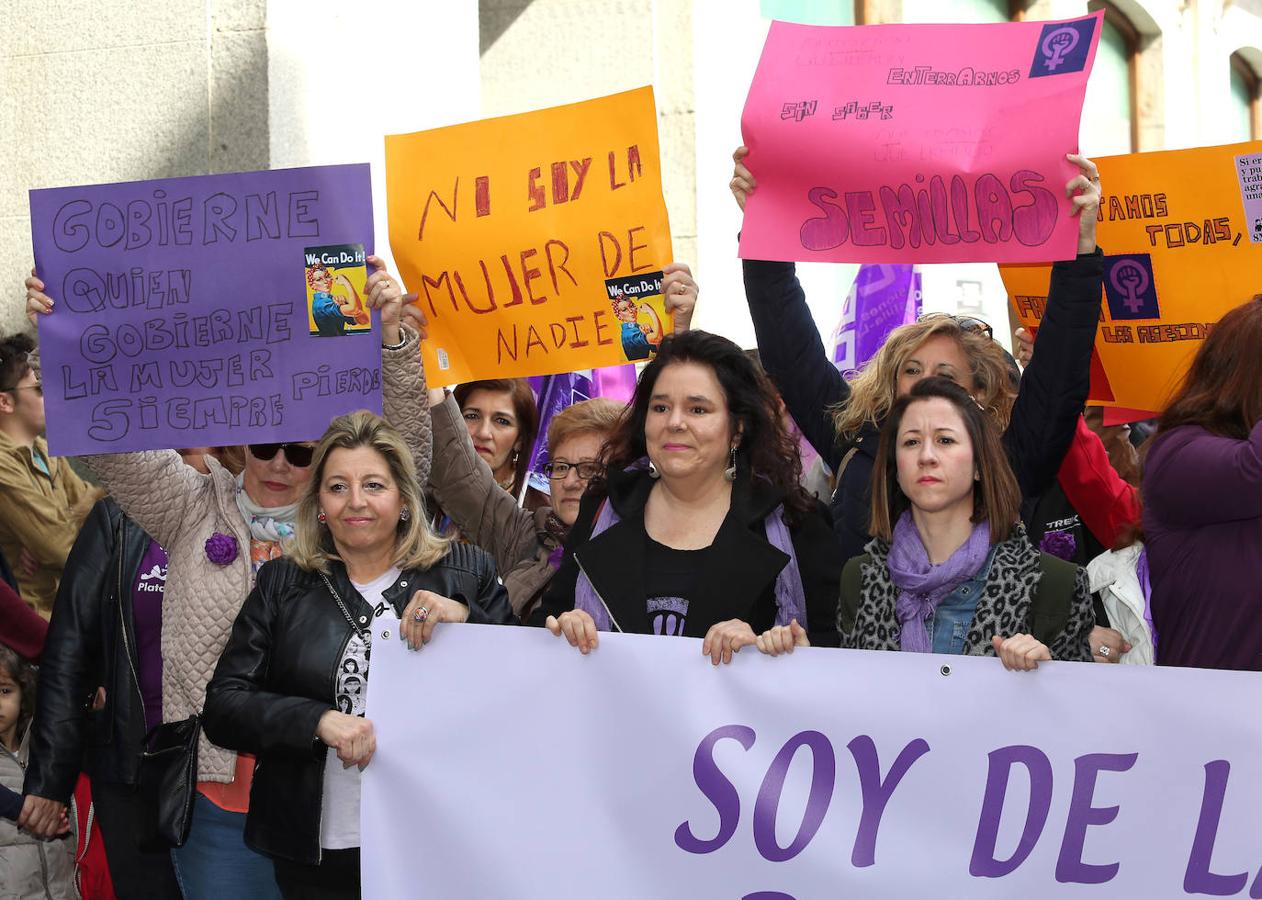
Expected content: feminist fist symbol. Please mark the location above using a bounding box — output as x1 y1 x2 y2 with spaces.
1110 260 1151 314
1041 27 1081 71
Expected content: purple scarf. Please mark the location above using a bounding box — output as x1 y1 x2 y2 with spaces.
887 512 991 653
1136 545 1157 649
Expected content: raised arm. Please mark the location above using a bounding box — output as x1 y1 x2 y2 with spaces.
741 258 850 468
369 256 432 487
732 146 850 467
79 449 213 550
381 324 431 487
427 393 540 573
1003 154 1105 499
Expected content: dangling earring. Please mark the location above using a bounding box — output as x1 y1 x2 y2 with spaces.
399 507 411 522
648 459 660 479
511 448 520 465
725 446 738 482
317 510 327 524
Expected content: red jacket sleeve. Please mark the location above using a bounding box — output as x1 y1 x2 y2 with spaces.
0 578 47 662
1057 415 1141 549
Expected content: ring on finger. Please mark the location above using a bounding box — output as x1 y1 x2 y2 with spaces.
413 607 430 623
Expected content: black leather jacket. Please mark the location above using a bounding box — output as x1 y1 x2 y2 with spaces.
203 544 514 865
26 498 153 801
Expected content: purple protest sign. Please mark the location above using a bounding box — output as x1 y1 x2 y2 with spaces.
29 164 378 456
833 264 922 375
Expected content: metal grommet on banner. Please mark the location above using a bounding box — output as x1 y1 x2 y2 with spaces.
939 664 952 677
381 630 391 640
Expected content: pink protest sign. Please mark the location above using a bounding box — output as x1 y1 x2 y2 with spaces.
739 14 1102 264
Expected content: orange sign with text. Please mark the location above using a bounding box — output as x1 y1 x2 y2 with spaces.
1000 141 1262 412
385 87 674 383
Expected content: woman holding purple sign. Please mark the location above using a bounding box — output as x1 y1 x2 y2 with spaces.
531 329 841 661
22 258 427 900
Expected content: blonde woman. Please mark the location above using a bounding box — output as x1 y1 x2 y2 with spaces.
730 147 1106 564
24 259 425 899
203 410 513 898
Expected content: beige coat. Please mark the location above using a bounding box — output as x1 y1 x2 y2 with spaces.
428 395 558 620
0 727 76 900
81 329 430 783
0 431 97 616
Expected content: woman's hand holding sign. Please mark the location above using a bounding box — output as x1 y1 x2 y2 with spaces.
662 262 699 333
730 146 756 212
364 255 404 347
1066 153 1102 254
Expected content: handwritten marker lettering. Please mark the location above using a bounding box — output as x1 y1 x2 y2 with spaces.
1041 27 1081 72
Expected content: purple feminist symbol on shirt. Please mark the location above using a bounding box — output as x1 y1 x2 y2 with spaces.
648 597 689 636
1041 27 1080 71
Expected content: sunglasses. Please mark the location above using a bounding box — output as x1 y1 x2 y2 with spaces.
248 443 315 467
916 312 994 340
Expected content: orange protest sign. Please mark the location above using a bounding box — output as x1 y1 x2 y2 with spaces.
1000 141 1262 412
385 87 674 383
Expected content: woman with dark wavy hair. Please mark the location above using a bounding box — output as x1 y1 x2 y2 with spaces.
530 330 841 661
1142 294 1262 671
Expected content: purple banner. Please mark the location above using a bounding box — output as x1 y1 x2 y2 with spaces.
29 164 378 455
366 628 1262 898
833 264 922 376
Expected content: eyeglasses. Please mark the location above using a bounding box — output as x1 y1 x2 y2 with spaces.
917 312 994 340
543 461 603 481
248 443 315 467
3 383 43 397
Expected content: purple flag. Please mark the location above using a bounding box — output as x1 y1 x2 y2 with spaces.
526 371 594 495
29 164 378 455
591 364 637 405
832 264 922 376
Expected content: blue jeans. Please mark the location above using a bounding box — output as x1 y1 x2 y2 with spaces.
171 792 281 900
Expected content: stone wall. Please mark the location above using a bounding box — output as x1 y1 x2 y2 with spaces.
0 0 269 335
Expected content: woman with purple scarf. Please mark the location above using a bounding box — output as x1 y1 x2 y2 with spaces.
530 330 841 662
758 377 1094 668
